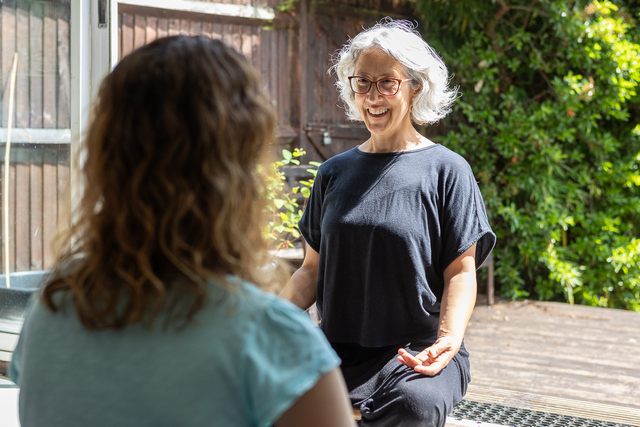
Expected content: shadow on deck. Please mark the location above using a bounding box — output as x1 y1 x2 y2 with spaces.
450 296 640 426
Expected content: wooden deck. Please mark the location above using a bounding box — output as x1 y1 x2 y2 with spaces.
3 291 640 426
453 296 640 426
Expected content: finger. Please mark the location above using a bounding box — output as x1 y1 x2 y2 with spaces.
397 349 421 368
400 347 430 361
415 351 430 363
413 363 441 376
396 355 409 366
428 342 447 357
399 352 419 368
413 357 450 376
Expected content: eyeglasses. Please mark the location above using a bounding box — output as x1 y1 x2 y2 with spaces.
348 76 413 96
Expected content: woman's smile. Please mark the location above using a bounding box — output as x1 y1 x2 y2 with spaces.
368 107 389 117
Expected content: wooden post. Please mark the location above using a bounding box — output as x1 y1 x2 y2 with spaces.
486 253 494 306
3 53 18 284
298 0 308 150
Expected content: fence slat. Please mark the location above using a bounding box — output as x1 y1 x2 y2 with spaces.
15 161 29 271
56 5 70 128
211 22 222 40
134 14 146 49
43 3 57 129
56 150 69 231
42 149 57 269
30 152 43 270
146 15 157 43
190 20 202 36
202 21 212 39
180 18 189 35
7 163 17 273
2 1 17 128
15 1 30 129
157 17 168 38
168 17 179 36
121 13 134 59
30 2 44 129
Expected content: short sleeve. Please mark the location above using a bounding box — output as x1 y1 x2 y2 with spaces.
8 332 23 384
8 294 40 385
298 169 324 253
242 298 340 427
440 160 496 272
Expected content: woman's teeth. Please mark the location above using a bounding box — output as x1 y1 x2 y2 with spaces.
369 108 389 116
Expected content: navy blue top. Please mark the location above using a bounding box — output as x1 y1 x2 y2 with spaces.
299 144 496 347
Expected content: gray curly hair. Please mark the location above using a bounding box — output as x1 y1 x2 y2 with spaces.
331 18 458 125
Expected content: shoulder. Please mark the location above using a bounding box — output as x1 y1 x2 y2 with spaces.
317 147 359 176
431 144 473 172
423 145 477 186
242 281 323 335
222 279 326 340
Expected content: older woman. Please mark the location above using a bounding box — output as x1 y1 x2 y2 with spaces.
9 36 355 427
281 19 496 427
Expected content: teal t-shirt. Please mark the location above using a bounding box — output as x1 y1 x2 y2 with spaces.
9 278 339 427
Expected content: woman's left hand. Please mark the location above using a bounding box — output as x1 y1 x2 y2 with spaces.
396 336 461 376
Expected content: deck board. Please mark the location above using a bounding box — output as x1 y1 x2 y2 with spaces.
465 297 640 410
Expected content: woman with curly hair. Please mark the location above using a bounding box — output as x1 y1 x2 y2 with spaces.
9 36 354 427
280 19 496 427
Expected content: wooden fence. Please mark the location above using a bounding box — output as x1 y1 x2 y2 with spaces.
0 0 416 274
119 0 416 163
1 0 71 129
118 1 297 141
1 145 70 273
1 0 71 274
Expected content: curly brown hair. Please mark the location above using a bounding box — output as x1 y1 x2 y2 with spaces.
43 36 281 329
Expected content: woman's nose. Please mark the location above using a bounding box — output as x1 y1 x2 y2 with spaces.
367 84 383 100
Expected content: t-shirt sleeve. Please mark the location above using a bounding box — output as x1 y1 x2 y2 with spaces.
242 297 341 427
440 159 496 272
7 294 40 385
298 169 324 253
8 331 23 385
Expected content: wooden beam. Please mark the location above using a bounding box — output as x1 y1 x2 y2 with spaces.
119 0 275 20
306 123 369 140
0 128 70 144
117 1 292 27
310 1 413 20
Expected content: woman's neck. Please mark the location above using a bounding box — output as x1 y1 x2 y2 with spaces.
359 128 434 153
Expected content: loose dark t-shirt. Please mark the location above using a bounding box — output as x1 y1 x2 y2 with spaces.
299 144 496 347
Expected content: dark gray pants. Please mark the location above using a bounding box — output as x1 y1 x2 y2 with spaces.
333 341 470 427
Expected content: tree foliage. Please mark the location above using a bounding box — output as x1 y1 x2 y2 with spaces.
412 0 640 310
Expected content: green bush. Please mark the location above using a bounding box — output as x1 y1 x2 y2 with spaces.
263 148 319 252
413 0 640 310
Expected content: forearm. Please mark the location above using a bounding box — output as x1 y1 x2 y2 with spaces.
279 264 317 310
439 245 478 342
438 271 476 342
